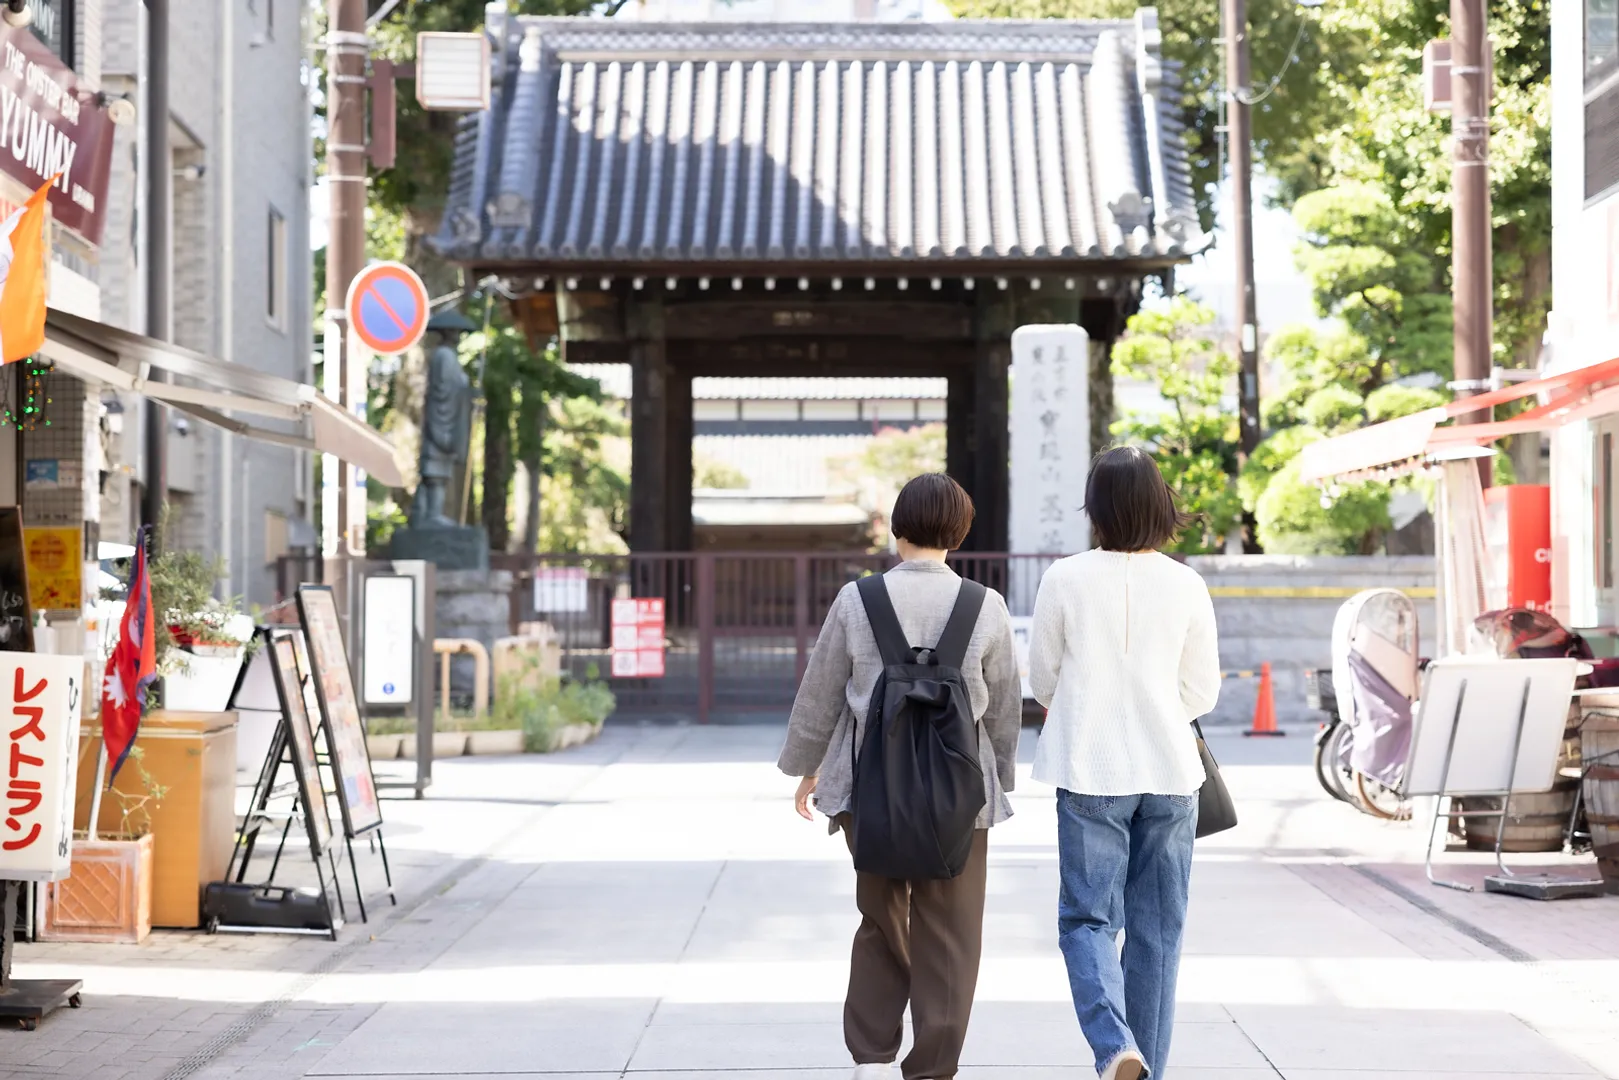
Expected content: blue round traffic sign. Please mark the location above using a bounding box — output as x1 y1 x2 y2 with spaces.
346 261 430 355
382 682 396 696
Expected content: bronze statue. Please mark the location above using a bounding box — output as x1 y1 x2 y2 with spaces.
409 311 477 528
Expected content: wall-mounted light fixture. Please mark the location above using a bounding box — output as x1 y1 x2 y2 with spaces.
97 92 138 127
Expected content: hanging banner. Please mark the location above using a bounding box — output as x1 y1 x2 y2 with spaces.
0 652 83 882
0 26 117 244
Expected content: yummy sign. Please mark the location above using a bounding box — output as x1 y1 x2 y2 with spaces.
0 653 82 881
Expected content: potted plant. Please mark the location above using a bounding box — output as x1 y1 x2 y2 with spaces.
101 513 253 711
493 653 616 754
40 747 167 944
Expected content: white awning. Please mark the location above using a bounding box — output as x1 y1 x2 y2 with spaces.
40 308 405 488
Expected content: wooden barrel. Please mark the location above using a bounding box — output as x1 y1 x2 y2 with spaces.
1581 713 1619 890
1458 783 1580 852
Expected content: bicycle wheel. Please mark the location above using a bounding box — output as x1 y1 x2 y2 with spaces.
1354 771 1412 820
1314 722 1356 804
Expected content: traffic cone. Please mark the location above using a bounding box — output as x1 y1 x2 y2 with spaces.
1244 661 1285 737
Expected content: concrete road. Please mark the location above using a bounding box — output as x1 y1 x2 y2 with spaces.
8 721 1619 1079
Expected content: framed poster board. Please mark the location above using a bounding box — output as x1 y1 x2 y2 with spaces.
296 585 383 836
362 574 415 707
0 507 34 652
268 632 334 856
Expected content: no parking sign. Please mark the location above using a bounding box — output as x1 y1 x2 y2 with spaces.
345 262 430 355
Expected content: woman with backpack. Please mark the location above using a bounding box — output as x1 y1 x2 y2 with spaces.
778 472 1023 1080
1029 446 1222 1080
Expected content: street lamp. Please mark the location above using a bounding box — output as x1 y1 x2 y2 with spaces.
1 1 31 29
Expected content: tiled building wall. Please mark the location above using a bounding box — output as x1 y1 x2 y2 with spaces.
20 375 93 530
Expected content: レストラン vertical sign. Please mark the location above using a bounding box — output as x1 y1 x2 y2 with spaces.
0 26 115 244
0 652 83 882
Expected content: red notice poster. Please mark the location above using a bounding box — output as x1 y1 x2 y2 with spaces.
611 598 665 678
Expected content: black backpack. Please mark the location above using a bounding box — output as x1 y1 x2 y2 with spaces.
850 574 988 880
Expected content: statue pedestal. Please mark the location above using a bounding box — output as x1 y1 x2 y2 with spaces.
389 525 490 572
435 570 514 701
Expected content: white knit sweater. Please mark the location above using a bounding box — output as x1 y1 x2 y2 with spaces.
1028 550 1222 796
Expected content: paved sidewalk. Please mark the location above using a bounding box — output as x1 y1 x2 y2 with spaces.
5 722 1619 1079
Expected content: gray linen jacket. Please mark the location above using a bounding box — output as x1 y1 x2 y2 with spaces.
777 559 1023 832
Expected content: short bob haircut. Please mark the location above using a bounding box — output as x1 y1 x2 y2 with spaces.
891 473 976 551
1084 446 1197 552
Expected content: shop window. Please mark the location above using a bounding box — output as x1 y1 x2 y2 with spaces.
1592 0 1619 88
26 2 74 65
267 208 287 331
1590 0 1619 199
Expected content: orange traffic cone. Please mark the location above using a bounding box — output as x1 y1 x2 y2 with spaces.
1244 661 1285 737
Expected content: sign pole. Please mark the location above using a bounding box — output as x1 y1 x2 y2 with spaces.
85 743 107 844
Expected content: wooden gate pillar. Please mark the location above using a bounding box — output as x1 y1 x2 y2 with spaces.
960 292 1014 552
665 361 694 552
1079 296 1131 460
629 298 672 552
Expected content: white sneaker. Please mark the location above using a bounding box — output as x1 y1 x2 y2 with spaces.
852 1065 894 1080
1100 1047 1147 1080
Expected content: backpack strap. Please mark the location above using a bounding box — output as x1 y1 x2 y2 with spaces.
856 574 912 667
934 579 987 669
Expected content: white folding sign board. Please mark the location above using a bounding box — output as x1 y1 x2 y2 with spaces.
1401 657 1578 798
1011 325 1091 555
0 653 85 882
363 575 416 706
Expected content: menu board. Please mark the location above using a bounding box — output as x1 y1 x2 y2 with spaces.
269 633 334 855
296 585 383 836
0 508 34 652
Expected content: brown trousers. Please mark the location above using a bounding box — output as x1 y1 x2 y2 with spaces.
841 821 990 1080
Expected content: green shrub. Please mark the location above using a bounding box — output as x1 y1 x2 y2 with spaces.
491 650 615 752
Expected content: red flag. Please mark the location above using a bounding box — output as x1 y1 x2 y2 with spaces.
101 528 156 785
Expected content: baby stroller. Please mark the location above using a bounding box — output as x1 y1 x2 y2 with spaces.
1329 589 1422 819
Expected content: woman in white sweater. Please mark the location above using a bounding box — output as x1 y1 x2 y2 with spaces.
1028 446 1222 1080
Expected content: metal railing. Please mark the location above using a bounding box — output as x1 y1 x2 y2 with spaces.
492 551 1062 723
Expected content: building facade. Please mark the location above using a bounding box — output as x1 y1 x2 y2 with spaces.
1550 2 1619 629
35 0 315 607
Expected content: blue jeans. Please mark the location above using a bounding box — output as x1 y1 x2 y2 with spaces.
1056 790 1197 1079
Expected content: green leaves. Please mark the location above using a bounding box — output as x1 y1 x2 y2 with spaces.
1110 299 1241 553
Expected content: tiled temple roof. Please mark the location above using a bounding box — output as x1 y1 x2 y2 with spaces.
434 10 1206 271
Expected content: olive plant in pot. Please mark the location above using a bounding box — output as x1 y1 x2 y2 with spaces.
41 748 167 944
102 512 253 711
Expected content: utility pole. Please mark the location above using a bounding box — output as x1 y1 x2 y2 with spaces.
141 0 171 532
1449 0 1493 486
1224 0 1260 461
325 0 369 573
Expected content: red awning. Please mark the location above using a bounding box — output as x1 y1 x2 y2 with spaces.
1298 357 1619 483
